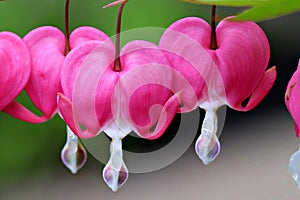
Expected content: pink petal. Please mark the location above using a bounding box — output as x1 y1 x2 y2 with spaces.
23 26 65 118
231 66 276 111
131 92 180 140
61 41 100 99
115 40 179 138
70 26 113 49
0 32 31 110
160 17 275 111
57 94 77 134
3 101 49 123
285 60 300 138
62 40 116 136
121 40 158 55
161 17 211 48
126 84 170 127
58 93 98 138
159 17 216 111
215 17 272 110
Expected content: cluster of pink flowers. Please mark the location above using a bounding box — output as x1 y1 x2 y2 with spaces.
4 0 300 192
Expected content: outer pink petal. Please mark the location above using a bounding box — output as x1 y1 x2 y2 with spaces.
61 40 116 136
285 60 300 138
69 26 113 49
23 26 65 118
131 91 180 140
61 41 100 99
58 93 98 138
215 17 273 110
62 27 114 134
0 32 30 110
149 93 180 139
120 40 169 69
117 40 179 139
3 101 49 123
160 17 275 112
161 17 211 48
94 69 119 129
231 66 276 111
60 26 112 98
159 17 213 111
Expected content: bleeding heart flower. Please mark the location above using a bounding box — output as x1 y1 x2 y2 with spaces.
286 60 300 138
58 0 182 191
3 26 109 174
159 16 277 165
58 31 180 191
2 26 82 174
285 59 300 191
0 32 31 111
4 26 109 121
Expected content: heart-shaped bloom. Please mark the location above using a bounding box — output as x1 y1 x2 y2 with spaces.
285 59 300 191
286 60 300 138
4 26 109 121
58 29 180 191
3 27 64 122
159 16 277 164
2 26 85 174
0 31 30 111
3 26 109 174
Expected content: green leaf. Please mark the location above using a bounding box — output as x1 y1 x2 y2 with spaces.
183 0 300 21
182 0 267 6
235 0 300 21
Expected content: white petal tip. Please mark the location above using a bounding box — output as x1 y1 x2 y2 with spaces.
289 147 300 191
195 134 220 165
70 168 78 174
103 139 128 192
201 159 213 166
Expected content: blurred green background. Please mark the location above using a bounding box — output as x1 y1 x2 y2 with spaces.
0 0 299 191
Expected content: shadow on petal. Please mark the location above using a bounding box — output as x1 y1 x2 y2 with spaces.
135 93 181 140
230 66 276 111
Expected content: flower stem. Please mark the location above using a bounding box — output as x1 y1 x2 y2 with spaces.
113 2 127 72
210 5 218 50
64 0 70 55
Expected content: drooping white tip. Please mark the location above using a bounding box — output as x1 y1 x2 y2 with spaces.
289 145 300 192
102 139 128 192
195 133 221 165
195 109 220 165
61 126 87 174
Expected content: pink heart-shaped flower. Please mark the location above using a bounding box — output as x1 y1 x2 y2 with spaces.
160 16 276 111
285 59 300 138
159 16 277 164
285 59 300 192
59 39 179 139
0 32 30 110
4 26 110 123
58 33 180 191
3 26 111 174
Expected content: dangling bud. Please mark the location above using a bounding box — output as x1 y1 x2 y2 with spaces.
195 109 220 165
289 143 300 191
102 139 128 192
61 126 87 174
